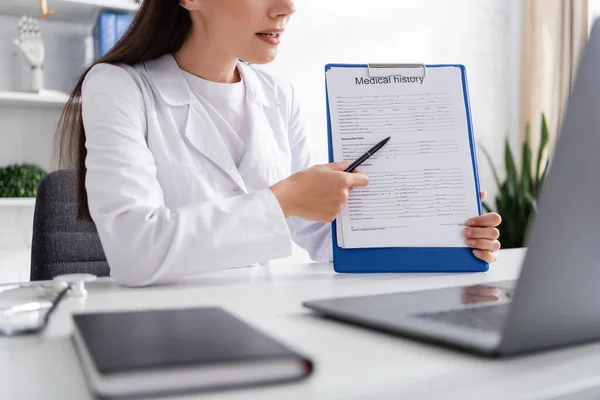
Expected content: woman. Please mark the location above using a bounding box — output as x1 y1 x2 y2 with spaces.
57 0 501 287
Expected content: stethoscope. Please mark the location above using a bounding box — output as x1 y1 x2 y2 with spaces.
0 274 96 336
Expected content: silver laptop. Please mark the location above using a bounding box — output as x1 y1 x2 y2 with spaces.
303 17 600 357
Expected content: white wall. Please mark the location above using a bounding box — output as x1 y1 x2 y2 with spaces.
264 0 523 264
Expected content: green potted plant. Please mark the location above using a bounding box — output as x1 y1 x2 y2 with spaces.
0 163 47 198
480 114 550 248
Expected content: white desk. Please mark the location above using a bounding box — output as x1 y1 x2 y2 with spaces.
2 248 600 400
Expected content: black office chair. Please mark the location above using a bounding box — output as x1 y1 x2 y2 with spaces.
30 169 110 281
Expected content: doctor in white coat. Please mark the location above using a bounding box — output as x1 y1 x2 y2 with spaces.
56 0 502 287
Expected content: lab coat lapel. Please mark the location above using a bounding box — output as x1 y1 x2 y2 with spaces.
237 101 274 177
237 62 280 177
184 97 246 191
145 54 246 191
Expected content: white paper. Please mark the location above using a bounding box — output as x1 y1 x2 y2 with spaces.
327 66 479 248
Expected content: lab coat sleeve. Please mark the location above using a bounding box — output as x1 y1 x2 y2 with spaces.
285 85 333 262
82 64 293 287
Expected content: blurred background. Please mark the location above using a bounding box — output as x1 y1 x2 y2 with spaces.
0 0 597 282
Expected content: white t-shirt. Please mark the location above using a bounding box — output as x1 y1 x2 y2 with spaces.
181 69 247 167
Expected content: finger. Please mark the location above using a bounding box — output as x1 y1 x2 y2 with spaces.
345 173 369 188
327 160 350 171
462 294 500 304
466 212 502 227
465 239 501 252
462 227 500 240
480 190 487 201
464 285 500 297
473 249 498 263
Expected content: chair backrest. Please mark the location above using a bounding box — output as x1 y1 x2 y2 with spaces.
30 169 110 281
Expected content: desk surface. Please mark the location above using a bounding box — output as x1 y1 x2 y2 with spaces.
2 248 600 400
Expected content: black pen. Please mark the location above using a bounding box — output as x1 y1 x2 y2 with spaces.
344 136 391 172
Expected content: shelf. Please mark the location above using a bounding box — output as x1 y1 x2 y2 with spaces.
0 90 70 108
0 198 36 207
0 0 139 23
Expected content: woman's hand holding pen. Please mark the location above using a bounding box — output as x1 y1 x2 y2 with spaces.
464 190 502 263
271 162 501 264
270 160 368 222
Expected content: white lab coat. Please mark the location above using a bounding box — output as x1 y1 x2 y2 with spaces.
81 54 332 287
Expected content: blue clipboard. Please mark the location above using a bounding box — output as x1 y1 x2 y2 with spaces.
325 63 488 273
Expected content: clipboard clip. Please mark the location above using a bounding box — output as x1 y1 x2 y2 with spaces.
367 63 427 79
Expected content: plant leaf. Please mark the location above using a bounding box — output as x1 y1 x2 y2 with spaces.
535 113 550 192
504 138 518 198
500 200 519 248
479 143 502 190
521 127 532 200
482 201 493 213
498 180 518 247
520 128 532 224
523 191 538 213
522 191 539 246
481 113 551 249
539 159 550 191
498 180 510 216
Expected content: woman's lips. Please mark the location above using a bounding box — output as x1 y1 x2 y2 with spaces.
256 31 283 45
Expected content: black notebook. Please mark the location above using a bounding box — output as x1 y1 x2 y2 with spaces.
72 307 313 399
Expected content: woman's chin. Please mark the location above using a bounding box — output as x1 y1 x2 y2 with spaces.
241 49 278 65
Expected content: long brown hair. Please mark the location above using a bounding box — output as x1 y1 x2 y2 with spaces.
56 0 192 221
